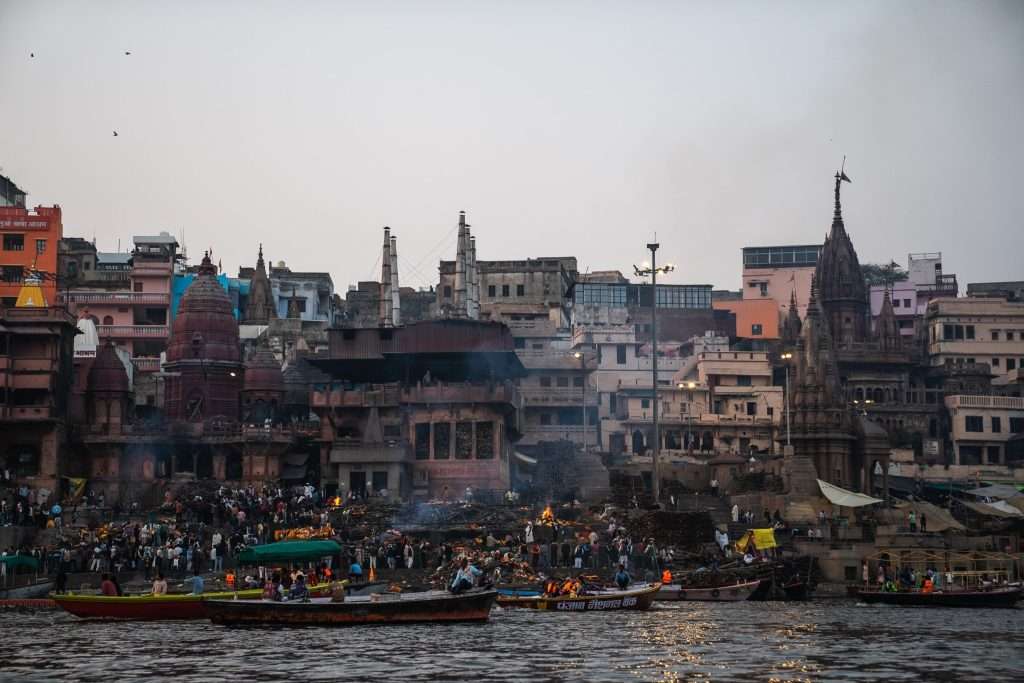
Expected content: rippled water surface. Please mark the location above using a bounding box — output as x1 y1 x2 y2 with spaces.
2 601 1022 682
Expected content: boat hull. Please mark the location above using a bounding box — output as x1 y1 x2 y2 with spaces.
859 587 1023 608
205 589 497 626
52 583 338 620
656 580 761 602
0 580 54 600
497 583 660 611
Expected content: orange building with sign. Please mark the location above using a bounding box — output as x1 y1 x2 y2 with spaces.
0 204 62 307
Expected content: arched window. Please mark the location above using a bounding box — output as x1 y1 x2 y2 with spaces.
873 388 884 403
102 315 114 326
855 387 864 401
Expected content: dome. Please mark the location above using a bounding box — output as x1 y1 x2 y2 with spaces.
166 253 240 363
88 341 129 393
244 346 284 393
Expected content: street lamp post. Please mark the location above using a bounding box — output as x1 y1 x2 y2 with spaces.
780 352 793 448
634 244 674 505
678 380 697 452
574 351 586 452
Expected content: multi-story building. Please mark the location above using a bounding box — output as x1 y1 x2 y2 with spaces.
310 319 525 501
868 252 958 339
0 186 62 307
926 296 1024 378
967 281 1024 302
740 244 820 318
0 301 77 494
613 350 782 459
269 261 335 322
944 394 1024 466
62 233 179 377
437 255 577 327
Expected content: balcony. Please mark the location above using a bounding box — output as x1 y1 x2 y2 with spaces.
401 383 519 405
311 386 402 408
947 394 1024 410
520 386 598 406
97 324 169 339
67 291 169 306
132 357 162 372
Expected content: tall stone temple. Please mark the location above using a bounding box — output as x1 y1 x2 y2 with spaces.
783 172 892 507
244 244 277 324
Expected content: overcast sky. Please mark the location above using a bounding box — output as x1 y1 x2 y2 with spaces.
1 1 1022 292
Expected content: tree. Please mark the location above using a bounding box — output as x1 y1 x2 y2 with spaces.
861 262 908 287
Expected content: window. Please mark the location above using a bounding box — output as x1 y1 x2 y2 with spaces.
746 402 757 416
433 423 450 459
454 422 473 459
556 376 569 388
987 446 1001 464
102 315 114 325
993 331 1000 341
488 285 496 297
751 323 763 336
35 239 47 254
1008 331 1016 341
443 286 452 298
414 423 431 460
516 284 525 297
531 342 543 349
655 285 712 309
965 416 984 433
1 266 22 283
767 406 774 417
501 284 510 297
737 375 752 386
992 416 1002 433
903 299 911 308
758 283 768 297
966 325 975 340
2 234 24 251
641 399 650 409
1009 417 1024 434
540 413 551 425
944 324 954 340
539 376 552 387
133 281 144 292
475 421 494 459
893 299 900 308
575 283 627 307
616 344 627 364
993 358 1000 368
572 376 584 387
1009 359 1017 371
954 325 964 340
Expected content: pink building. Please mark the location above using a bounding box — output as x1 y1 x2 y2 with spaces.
740 244 820 318
65 233 179 373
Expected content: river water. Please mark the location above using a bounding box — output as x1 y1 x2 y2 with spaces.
1 601 1022 682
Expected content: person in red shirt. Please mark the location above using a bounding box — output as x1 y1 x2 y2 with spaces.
100 573 118 596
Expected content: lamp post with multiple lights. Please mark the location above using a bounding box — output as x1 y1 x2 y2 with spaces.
634 243 674 505
780 352 793 448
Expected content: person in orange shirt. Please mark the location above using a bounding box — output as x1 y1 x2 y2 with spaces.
662 569 673 585
225 571 236 590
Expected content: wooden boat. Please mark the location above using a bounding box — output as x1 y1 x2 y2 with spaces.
858 586 1022 608
497 582 660 611
656 579 761 602
51 582 339 620
205 588 498 626
0 579 55 600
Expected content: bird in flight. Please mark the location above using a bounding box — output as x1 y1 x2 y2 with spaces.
30 52 35 58
113 131 119 137
125 51 131 55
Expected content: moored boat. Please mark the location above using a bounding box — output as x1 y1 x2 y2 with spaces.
497 582 660 611
656 579 761 602
51 582 339 620
858 586 1022 608
205 588 498 626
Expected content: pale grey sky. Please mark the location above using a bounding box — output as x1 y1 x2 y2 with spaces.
1 0 1022 292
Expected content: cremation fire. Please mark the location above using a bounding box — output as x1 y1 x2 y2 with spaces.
539 505 554 524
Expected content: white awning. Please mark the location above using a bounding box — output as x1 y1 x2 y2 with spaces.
817 479 883 508
514 451 537 465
